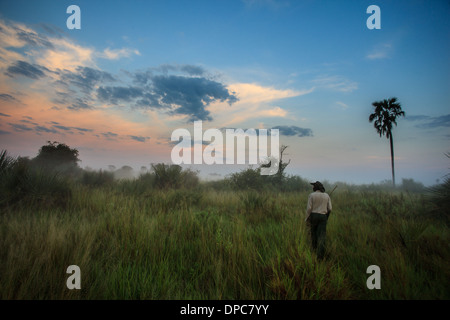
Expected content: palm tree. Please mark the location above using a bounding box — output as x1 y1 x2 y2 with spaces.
369 97 405 187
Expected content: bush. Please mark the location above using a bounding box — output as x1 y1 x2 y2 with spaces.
151 163 199 189
400 178 425 193
282 175 311 192
81 169 114 187
0 150 72 209
426 177 450 225
228 167 265 191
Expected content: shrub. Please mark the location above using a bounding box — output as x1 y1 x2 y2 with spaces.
228 167 265 191
0 150 72 209
426 177 450 225
81 169 114 187
400 178 425 193
151 163 199 189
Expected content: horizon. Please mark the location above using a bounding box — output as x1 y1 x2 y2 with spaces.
0 0 449 187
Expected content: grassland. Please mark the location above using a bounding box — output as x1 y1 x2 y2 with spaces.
0 181 448 300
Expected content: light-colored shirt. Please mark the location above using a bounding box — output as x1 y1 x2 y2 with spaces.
306 191 332 220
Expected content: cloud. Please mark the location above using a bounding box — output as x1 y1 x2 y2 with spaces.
151 75 239 121
228 83 306 104
6 60 46 79
73 127 93 132
102 132 118 140
67 98 93 110
0 19 53 49
129 135 150 142
97 86 144 104
97 72 239 121
35 37 95 72
60 66 115 94
99 47 140 60
0 130 11 135
0 112 11 117
0 93 20 103
336 101 349 110
38 23 66 39
35 125 58 133
272 125 313 137
20 119 38 125
157 64 206 76
0 19 239 123
311 75 357 92
9 123 33 132
53 125 72 131
212 83 312 127
406 114 450 128
15 26 54 49
179 65 206 76
367 43 392 60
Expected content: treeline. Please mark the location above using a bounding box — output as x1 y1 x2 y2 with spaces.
1 142 448 223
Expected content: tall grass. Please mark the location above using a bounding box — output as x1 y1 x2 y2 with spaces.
0 182 448 299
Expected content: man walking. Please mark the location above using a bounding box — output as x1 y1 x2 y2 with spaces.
306 181 332 260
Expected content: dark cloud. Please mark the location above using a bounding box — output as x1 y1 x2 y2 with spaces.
102 132 118 139
16 30 53 49
20 119 38 125
151 75 238 121
157 64 206 76
406 114 450 128
51 123 93 134
67 98 93 110
73 127 93 132
135 92 164 108
406 115 429 121
0 112 11 117
60 67 115 94
0 130 11 135
180 65 205 76
35 125 58 133
53 125 72 131
129 135 149 142
0 93 19 103
428 114 450 127
272 125 313 137
9 123 33 132
132 64 205 85
12 24 54 49
132 70 153 85
97 86 144 104
38 23 66 39
6 60 46 79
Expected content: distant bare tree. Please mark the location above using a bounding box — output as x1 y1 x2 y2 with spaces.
260 144 290 186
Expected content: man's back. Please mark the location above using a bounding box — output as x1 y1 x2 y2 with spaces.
306 191 332 216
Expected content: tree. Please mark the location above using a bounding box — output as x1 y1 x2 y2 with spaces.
32 141 80 173
369 97 405 187
260 144 290 187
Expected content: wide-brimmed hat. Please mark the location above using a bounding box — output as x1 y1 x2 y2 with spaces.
310 181 325 191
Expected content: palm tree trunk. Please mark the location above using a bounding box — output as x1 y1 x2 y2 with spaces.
389 132 395 187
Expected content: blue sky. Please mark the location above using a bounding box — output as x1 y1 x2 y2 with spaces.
0 0 449 185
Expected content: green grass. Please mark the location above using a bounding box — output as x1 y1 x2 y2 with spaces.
0 184 448 300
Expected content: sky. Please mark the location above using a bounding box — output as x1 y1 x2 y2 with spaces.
0 0 448 186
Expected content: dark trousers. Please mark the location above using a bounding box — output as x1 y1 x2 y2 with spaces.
310 212 328 259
